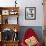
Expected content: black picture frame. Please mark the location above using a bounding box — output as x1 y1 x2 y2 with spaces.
25 7 36 20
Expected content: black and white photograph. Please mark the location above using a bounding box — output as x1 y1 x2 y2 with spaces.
25 7 36 20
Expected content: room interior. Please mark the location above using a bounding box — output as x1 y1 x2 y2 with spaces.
0 0 46 46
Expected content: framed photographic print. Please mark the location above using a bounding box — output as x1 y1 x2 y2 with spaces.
9 9 18 15
2 10 9 15
25 7 36 20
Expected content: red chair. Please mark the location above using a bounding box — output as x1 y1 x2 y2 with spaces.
21 28 41 46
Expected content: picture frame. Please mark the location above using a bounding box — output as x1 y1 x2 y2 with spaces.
9 10 18 15
2 10 9 15
25 7 36 20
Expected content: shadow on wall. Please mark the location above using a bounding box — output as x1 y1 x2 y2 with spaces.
18 26 44 44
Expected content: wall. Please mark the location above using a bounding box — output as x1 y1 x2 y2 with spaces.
18 0 44 26
0 0 44 26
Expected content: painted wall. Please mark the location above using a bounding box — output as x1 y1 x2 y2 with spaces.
0 0 44 26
